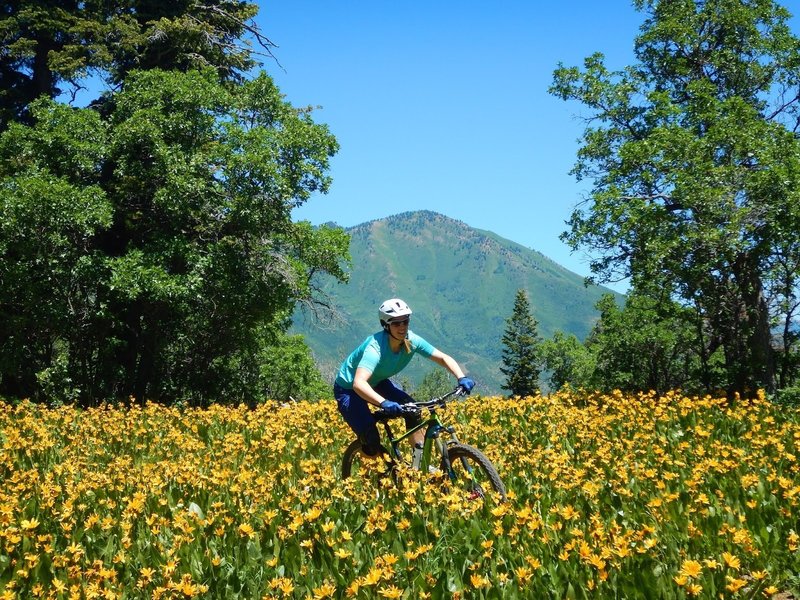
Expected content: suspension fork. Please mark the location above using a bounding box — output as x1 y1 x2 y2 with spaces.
422 414 460 473
433 424 470 481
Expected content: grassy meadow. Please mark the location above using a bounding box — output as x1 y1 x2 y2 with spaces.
1 390 799 599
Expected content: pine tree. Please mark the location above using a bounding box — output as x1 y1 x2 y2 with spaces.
500 289 542 397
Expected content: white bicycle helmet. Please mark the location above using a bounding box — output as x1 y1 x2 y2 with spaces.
378 298 413 327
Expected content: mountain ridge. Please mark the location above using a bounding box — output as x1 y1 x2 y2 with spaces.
292 210 622 394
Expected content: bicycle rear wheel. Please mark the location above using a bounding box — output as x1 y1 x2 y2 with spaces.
341 439 394 480
441 443 506 502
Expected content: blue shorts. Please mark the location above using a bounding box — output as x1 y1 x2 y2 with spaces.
334 380 420 451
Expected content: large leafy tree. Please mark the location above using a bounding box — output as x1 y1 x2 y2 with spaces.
1 1 346 404
551 0 800 395
0 0 269 129
0 68 347 405
500 289 542 397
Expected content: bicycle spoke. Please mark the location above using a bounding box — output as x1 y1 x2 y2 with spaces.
341 440 397 486
441 443 506 504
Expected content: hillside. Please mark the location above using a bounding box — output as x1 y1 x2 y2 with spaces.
292 210 622 394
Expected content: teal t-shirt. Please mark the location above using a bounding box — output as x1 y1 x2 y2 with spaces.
335 330 436 388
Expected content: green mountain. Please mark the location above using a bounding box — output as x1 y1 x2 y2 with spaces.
292 210 622 394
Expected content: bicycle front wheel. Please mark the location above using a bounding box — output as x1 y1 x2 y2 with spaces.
442 443 506 502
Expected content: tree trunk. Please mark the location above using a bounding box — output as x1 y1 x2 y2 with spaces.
32 36 57 100
732 253 775 394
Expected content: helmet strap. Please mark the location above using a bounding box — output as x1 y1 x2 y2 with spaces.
385 326 411 352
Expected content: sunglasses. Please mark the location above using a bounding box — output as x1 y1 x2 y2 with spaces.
389 318 410 326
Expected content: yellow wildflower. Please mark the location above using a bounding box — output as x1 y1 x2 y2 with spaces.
312 581 335 599
304 506 322 521
470 573 490 588
725 577 747 593
345 581 360 598
587 554 606 570
238 523 255 538
377 586 403 599
491 504 509 518
515 566 533 584
362 567 383 586
680 560 702 579
722 552 741 570
20 519 39 532
686 583 702 596
526 556 542 569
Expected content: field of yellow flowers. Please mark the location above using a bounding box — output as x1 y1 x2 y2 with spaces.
1 389 799 599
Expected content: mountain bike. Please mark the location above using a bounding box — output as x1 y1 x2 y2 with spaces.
340 386 506 503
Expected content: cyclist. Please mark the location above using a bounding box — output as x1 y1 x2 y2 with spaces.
334 298 475 456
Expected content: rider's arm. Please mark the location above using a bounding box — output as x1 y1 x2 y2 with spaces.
429 349 466 380
353 367 389 408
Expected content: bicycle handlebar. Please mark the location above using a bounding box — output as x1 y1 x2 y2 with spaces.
413 385 469 409
373 386 469 420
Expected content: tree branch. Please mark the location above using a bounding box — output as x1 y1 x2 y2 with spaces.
196 4 283 70
621 193 686 212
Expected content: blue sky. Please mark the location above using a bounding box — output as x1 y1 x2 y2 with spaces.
256 2 800 293
253 2 648 291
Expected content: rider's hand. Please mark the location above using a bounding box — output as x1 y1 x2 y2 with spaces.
458 377 475 394
380 400 404 416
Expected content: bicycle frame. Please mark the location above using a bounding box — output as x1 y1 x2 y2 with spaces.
377 389 464 476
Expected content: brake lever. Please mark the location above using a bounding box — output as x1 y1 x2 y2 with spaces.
402 404 422 416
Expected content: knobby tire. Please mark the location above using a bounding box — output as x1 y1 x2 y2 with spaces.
443 442 507 501
341 439 392 479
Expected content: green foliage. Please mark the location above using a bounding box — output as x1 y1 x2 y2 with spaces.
542 292 729 394
550 0 800 395
586 293 721 394
259 333 332 402
774 385 800 406
500 289 542 397
0 69 347 405
0 103 114 399
540 331 596 392
412 368 454 401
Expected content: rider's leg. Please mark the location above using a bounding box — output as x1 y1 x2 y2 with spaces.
373 379 424 448
334 384 382 456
